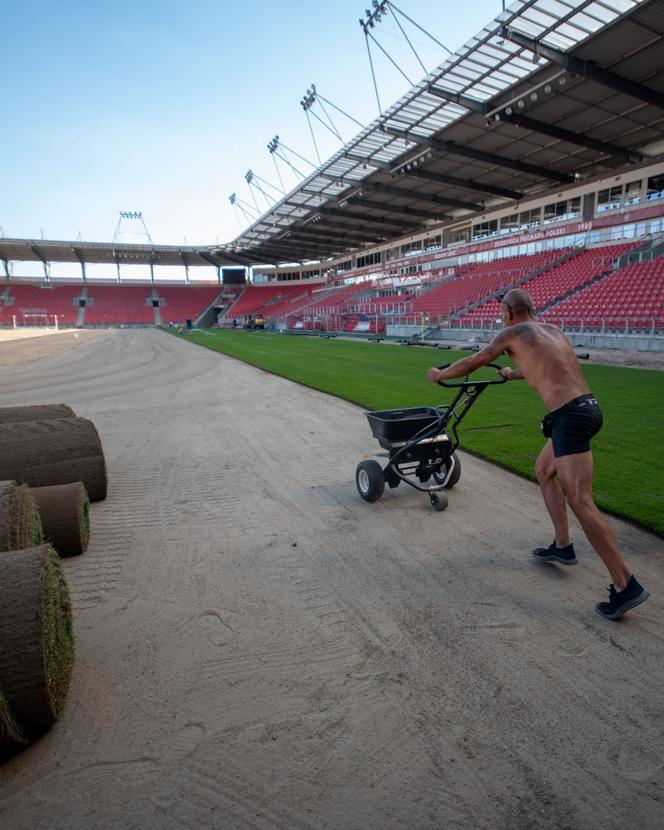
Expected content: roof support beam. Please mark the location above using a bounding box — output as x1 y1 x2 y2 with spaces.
496 111 645 163
360 180 482 212
282 226 383 245
382 126 576 184
317 205 420 230
429 83 644 161
249 246 315 264
29 243 48 265
428 85 488 113
278 234 361 252
252 248 335 264
346 196 452 223
502 26 664 111
71 246 87 282
30 243 50 281
212 249 255 267
199 251 223 268
393 167 522 200
343 152 391 170
254 233 338 252
252 239 338 258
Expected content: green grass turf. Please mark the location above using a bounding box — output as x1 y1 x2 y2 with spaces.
42 547 74 718
177 329 664 536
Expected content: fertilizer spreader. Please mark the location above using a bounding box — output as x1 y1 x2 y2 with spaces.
355 363 507 511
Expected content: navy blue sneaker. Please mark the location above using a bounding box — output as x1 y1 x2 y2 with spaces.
595 575 650 620
532 541 577 566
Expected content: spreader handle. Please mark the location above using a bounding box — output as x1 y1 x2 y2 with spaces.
435 362 508 388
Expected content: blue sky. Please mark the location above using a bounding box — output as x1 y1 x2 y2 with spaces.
3 0 502 247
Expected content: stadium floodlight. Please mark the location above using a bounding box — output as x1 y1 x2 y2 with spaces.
300 84 317 112
113 210 152 244
485 70 567 123
390 147 433 176
359 0 387 33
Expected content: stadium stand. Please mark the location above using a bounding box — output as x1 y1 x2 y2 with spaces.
0 282 81 326
156 286 221 325
224 284 289 318
0 283 222 327
299 282 374 315
258 283 324 320
457 243 639 325
83 286 155 325
541 254 664 332
223 282 325 323
408 250 567 318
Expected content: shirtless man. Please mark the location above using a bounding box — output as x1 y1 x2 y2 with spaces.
427 288 649 620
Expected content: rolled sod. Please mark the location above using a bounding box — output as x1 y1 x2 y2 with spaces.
31 483 90 557
0 545 74 739
0 480 44 552
0 404 76 424
0 689 27 762
0 418 107 502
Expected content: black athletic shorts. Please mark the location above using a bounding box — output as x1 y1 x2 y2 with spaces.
541 393 603 457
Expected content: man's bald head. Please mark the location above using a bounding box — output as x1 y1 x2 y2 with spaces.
501 288 535 321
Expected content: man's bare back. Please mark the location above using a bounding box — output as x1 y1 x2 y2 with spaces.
495 321 590 411
426 319 589 413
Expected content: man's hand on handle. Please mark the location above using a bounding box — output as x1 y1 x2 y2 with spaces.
427 367 447 384
498 367 523 380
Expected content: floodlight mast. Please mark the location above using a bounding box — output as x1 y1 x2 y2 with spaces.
113 210 153 244
267 135 312 182
359 0 452 115
245 169 276 210
229 192 260 225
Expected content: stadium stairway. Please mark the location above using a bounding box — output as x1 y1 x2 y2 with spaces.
535 242 641 315
452 247 581 319
651 234 664 260
193 289 225 327
75 286 87 327
615 232 664 269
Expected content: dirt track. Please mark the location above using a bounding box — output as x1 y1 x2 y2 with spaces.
0 328 662 830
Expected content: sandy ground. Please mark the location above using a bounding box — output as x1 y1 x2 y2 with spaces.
0 328 662 830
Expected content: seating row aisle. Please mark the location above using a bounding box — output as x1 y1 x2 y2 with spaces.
409 250 565 317
458 243 637 324
540 255 664 328
157 286 221 324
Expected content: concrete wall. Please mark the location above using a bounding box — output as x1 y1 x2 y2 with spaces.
385 325 664 353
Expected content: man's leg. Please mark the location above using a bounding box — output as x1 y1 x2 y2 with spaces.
555 451 631 589
534 440 570 547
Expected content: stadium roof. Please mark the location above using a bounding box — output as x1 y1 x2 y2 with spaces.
0 238 252 270
3 0 663 272
225 0 664 265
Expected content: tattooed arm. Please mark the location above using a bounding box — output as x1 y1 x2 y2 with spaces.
427 330 512 383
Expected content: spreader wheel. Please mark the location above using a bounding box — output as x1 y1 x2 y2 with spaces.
433 453 461 488
430 492 449 512
356 460 385 503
